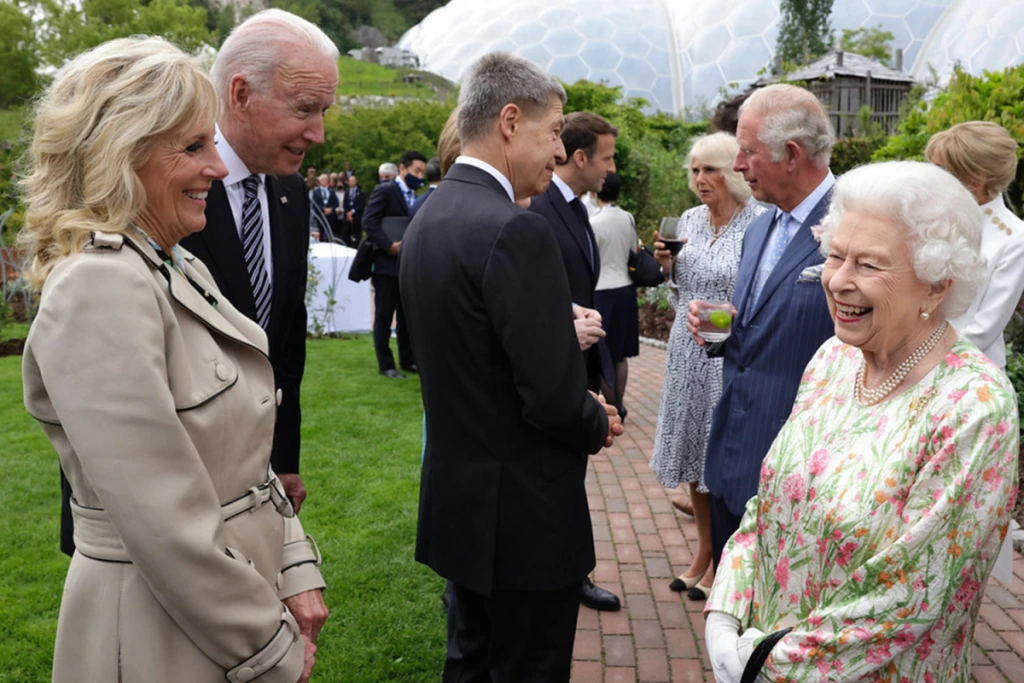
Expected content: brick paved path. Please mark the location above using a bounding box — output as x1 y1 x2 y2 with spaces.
571 344 1024 683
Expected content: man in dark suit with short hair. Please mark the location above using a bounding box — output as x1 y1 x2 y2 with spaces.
400 51 623 682
311 173 340 241
342 173 365 246
528 110 623 613
362 149 427 379
409 157 441 217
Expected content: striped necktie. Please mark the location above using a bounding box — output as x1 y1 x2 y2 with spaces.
241 175 272 330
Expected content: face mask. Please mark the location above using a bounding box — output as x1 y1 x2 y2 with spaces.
404 174 424 191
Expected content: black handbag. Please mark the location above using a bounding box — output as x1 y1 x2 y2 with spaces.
628 246 666 287
347 238 375 282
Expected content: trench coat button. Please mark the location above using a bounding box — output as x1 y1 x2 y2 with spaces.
276 389 283 406
236 667 255 682
215 363 231 381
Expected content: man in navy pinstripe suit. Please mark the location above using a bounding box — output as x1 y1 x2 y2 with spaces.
686 84 838 568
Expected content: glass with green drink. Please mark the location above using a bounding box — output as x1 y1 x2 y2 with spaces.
696 300 733 343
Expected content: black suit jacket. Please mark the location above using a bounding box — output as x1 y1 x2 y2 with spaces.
312 185 340 232
179 174 309 475
408 185 435 217
362 180 409 277
400 163 608 596
529 181 604 390
342 186 365 221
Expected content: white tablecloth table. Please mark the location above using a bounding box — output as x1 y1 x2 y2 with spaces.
307 242 372 334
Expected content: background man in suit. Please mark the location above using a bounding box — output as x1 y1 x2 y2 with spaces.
362 149 427 379
312 173 340 241
378 162 397 182
685 84 836 568
409 156 441 217
529 111 622 612
400 51 624 682
342 173 366 246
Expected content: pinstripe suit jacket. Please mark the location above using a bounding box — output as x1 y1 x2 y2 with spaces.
703 190 835 516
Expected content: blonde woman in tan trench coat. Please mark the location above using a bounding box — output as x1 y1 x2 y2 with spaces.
19 37 327 683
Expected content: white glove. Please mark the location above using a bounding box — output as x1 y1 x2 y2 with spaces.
705 611 744 683
738 626 767 668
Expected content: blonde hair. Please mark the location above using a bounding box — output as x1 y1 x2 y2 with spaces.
19 37 218 290
925 121 1019 200
437 108 461 176
686 132 751 204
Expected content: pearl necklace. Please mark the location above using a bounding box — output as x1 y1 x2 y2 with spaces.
855 321 948 406
708 205 740 241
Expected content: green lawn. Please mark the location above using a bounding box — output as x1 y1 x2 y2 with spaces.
0 335 447 682
336 57 455 99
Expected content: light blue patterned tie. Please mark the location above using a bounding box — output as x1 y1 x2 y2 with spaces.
750 213 796 307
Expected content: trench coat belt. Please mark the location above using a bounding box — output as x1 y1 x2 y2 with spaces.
70 475 295 563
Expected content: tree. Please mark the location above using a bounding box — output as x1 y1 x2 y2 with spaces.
0 1 39 108
839 24 894 64
776 0 833 67
36 0 215 69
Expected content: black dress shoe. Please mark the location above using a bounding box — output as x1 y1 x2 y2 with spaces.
617 405 628 423
400 364 418 374
380 369 407 379
581 577 621 611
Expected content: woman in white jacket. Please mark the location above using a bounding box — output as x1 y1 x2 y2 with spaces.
926 120 1024 370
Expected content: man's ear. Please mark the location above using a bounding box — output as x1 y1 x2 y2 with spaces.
573 149 589 169
784 140 803 170
498 103 520 141
227 75 251 119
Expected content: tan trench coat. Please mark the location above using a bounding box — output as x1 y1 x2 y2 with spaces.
22 230 326 683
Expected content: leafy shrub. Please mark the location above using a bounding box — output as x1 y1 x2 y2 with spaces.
830 137 885 176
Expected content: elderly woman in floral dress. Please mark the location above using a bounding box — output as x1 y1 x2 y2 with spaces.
705 161 1018 683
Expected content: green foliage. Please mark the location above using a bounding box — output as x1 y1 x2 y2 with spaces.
776 0 833 67
36 0 214 69
839 24 894 64
315 98 454 185
873 64 1024 207
830 137 886 176
0 1 39 108
855 104 886 141
1006 344 1024 434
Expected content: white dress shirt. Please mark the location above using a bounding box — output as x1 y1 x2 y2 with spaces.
950 195 1024 368
452 155 515 202
753 171 836 279
214 127 273 281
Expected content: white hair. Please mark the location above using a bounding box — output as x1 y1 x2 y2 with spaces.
211 9 339 102
457 52 566 144
741 84 835 169
378 162 398 177
819 161 986 318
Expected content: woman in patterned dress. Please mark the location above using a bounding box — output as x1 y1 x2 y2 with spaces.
705 161 1018 683
650 132 765 600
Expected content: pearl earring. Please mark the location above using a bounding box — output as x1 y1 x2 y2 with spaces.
920 311 930 320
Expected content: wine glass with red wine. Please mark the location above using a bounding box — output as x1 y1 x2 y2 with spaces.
659 216 685 256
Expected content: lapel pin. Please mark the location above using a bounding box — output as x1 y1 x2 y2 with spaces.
281 196 288 204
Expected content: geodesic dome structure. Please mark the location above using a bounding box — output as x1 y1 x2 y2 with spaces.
397 0 1024 115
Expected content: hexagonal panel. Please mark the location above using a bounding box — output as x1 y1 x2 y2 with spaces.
579 41 623 72
550 55 591 84
545 27 586 56
575 16 616 42
616 56 658 90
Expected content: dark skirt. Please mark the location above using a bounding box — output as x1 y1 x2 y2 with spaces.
595 284 639 362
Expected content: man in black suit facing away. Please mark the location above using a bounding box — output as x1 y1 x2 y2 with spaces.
528 110 622 613
400 52 624 682
362 149 426 379
342 173 365 246
409 156 441 217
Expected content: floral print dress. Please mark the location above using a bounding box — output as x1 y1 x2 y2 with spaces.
707 336 1019 682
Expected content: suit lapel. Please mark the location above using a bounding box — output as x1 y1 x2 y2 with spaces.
266 176 294 342
393 182 410 216
200 181 257 319
747 190 832 323
734 210 775 319
124 232 260 352
549 184 595 279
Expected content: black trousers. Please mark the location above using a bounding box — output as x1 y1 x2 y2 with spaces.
444 581 582 683
371 274 414 372
710 493 745 572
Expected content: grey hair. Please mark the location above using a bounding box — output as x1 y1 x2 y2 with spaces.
378 162 398 177
211 9 339 102
741 84 835 169
457 52 566 144
686 132 751 205
819 161 986 318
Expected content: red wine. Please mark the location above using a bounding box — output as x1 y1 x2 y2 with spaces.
662 239 684 256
